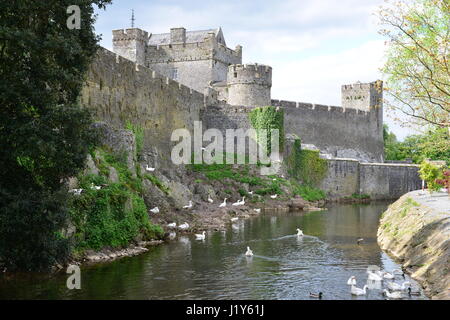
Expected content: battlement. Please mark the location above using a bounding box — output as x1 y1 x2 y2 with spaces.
227 64 272 86
341 80 383 111
112 28 149 42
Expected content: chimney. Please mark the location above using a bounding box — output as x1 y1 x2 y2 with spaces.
170 27 186 44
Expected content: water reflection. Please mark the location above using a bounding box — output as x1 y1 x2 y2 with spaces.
0 202 427 300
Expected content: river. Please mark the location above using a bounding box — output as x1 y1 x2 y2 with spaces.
0 202 427 300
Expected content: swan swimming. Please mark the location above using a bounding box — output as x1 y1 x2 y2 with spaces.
347 276 357 286
245 246 253 256
367 271 383 282
254 208 261 213
219 198 227 208
383 272 395 280
383 289 403 299
296 228 304 236
195 231 206 240
351 284 368 296
230 217 238 222
387 281 411 291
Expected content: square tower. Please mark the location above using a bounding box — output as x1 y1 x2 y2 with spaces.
341 80 383 111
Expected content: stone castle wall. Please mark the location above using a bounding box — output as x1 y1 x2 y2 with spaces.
319 159 421 199
271 99 384 162
80 48 204 171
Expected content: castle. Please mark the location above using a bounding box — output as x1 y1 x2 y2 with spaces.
110 26 384 162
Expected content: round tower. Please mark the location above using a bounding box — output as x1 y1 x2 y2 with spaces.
226 64 272 107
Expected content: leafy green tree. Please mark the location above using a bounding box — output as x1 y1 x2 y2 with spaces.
378 0 449 129
0 0 111 271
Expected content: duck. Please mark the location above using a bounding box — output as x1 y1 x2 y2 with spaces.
296 228 304 236
195 231 206 240
207 195 214 203
230 217 239 222
407 287 421 296
270 194 278 199
69 188 83 196
145 165 155 172
383 289 403 299
232 199 241 206
90 183 101 190
351 284 368 296
383 272 395 280
167 222 176 228
183 201 193 209
347 276 357 286
178 222 189 230
254 208 261 213
245 246 253 256
309 292 323 299
356 238 364 245
387 281 411 291
219 198 227 208
150 207 159 214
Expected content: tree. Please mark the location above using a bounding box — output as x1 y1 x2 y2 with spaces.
0 0 111 271
378 0 449 130
383 124 402 160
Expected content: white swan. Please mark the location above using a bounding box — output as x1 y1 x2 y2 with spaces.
248 191 254 195
270 194 278 199
145 165 155 172
150 207 159 214
195 231 206 240
245 246 253 256
347 276 357 286
351 284 368 296
296 228 304 236
183 201 193 209
230 217 238 222
178 222 189 230
383 272 395 280
368 271 383 282
239 196 245 205
167 222 176 228
387 281 411 291
254 208 261 213
384 289 403 299
219 198 227 208
207 195 214 203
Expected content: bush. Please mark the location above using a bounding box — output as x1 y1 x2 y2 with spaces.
419 161 444 191
293 184 326 202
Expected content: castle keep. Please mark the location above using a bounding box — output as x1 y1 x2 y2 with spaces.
110 26 384 162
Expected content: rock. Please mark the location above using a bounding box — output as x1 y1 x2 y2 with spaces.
108 166 119 183
289 198 308 210
85 154 99 176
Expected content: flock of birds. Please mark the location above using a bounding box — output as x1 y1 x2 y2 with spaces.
309 268 421 299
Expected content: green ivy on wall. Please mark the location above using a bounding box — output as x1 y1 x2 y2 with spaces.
287 138 328 186
125 121 144 160
248 106 284 154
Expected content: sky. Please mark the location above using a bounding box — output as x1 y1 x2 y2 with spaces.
93 0 417 140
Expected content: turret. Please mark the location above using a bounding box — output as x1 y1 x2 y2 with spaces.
226 63 272 107
112 28 148 66
341 80 383 111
